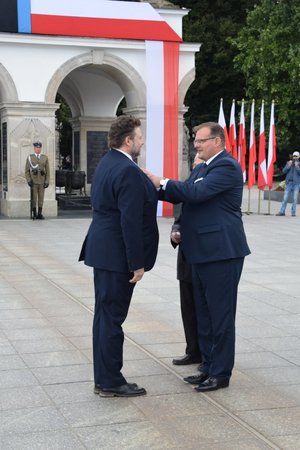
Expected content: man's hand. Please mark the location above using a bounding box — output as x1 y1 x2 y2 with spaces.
129 268 145 283
171 231 181 244
44 183 49 188
142 169 162 188
28 181 33 187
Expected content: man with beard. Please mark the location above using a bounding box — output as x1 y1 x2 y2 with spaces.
79 115 159 397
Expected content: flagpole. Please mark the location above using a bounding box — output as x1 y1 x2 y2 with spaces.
247 189 251 214
267 188 271 215
258 188 261 214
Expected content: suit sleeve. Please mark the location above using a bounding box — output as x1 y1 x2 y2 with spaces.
115 165 145 271
164 160 242 204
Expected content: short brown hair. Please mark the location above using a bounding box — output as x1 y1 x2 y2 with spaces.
108 115 141 148
193 122 225 147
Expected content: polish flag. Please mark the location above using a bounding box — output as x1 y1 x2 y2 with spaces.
18 0 182 42
267 101 276 189
229 100 238 160
238 100 246 182
248 100 256 189
218 99 231 152
257 101 267 190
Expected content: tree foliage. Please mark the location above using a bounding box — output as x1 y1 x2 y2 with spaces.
230 0 300 152
170 0 257 131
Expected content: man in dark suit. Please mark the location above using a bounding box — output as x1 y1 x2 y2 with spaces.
171 154 203 367
79 115 159 397
145 122 250 392
171 218 202 367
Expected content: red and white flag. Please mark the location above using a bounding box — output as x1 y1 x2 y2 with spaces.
29 0 181 41
257 101 267 190
229 100 238 160
238 100 247 182
267 101 276 189
248 100 256 189
218 99 231 152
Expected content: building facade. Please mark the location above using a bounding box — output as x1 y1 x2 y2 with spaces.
0 1 200 217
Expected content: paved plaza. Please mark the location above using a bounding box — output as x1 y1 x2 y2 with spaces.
0 188 300 449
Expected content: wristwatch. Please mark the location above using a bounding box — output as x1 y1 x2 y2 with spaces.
159 178 166 188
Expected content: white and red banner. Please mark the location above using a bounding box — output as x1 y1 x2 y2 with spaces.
238 100 247 182
19 0 181 42
218 99 231 152
146 41 179 216
229 100 238 160
248 100 256 189
267 101 276 189
257 101 267 190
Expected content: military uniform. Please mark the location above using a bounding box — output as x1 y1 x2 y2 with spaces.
25 142 50 219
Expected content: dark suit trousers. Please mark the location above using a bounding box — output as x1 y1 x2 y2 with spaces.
179 280 202 359
192 258 244 380
93 268 135 388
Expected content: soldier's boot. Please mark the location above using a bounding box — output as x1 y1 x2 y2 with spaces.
32 208 37 220
37 207 45 220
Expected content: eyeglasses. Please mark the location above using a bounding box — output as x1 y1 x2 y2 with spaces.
194 137 216 145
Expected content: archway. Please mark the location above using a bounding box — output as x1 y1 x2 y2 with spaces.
45 51 146 208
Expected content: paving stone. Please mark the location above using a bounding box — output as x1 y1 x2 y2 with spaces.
0 386 52 411
0 405 68 434
237 407 300 437
0 369 39 388
21 350 90 368
59 399 145 428
12 337 77 354
76 421 174 449
0 430 86 450
32 364 93 385
0 354 26 370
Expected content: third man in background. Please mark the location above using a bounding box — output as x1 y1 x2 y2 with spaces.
276 151 300 217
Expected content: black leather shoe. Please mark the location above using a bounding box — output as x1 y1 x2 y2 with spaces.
95 383 146 397
183 372 208 385
194 377 229 392
172 354 202 365
94 383 137 395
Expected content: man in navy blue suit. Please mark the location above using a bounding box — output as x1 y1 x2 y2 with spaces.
145 122 250 392
79 115 159 397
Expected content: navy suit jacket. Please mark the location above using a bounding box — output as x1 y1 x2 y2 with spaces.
80 149 159 273
160 150 250 264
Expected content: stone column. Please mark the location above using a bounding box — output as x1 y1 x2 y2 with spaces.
0 102 59 218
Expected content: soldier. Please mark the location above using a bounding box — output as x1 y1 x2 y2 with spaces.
25 141 50 220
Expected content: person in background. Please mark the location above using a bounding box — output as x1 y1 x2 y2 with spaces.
25 141 50 220
171 154 203 367
145 122 250 392
276 151 300 217
79 115 159 398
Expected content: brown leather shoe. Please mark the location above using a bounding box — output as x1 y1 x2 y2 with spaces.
95 383 146 397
